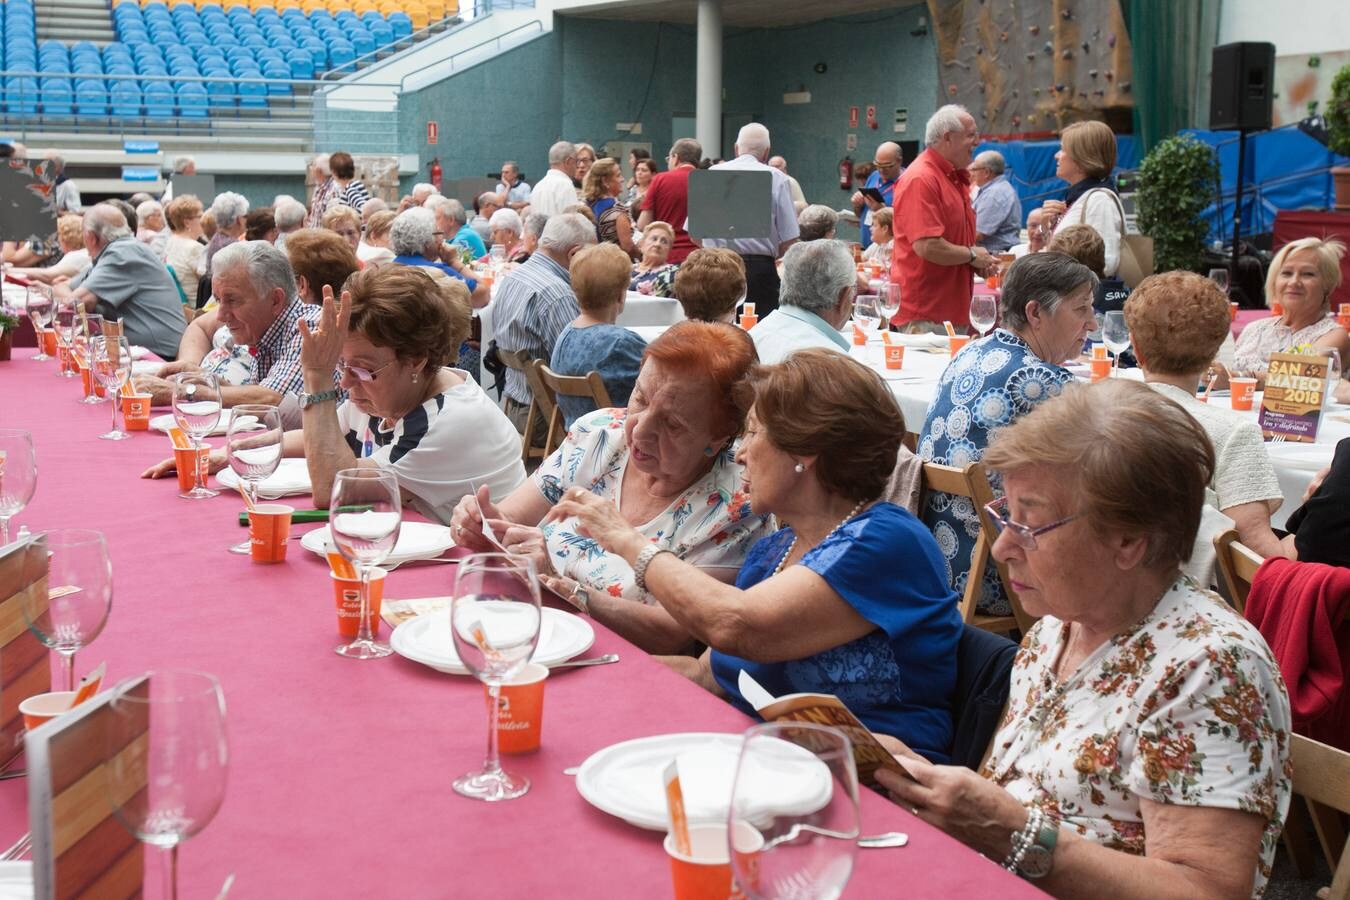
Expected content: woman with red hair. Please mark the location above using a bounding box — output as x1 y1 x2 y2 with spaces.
452 321 772 653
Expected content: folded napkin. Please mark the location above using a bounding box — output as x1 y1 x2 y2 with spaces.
0 862 33 900
218 458 312 499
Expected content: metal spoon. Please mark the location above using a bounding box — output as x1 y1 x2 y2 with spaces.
548 653 619 670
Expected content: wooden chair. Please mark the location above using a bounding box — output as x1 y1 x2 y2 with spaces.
1212 528 1263 615
536 363 612 457
494 348 547 465
522 360 560 458
1289 734 1350 898
919 461 1037 636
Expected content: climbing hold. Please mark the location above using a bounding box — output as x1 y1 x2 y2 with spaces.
1088 69 1098 78
1028 24 1040 35
1107 33 1117 48
1043 41 1054 55
1060 48 1072 59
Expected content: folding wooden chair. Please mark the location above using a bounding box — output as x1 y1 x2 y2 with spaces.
1212 528 1263 615
536 364 612 457
1288 734 1350 898
494 348 547 465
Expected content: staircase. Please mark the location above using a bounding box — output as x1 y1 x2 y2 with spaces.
34 0 116 46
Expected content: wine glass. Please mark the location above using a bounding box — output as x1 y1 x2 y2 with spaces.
451 553 542 801
77 314 106 404
93 335 133 440
1317 349 1342 407
26 286 53 360
969 294 998 337
875 282 900 326
53 306 79 378
1208 267 1230 295
1102 310 1131 376
0 429 36 544
171 372 221 500
1037 214 1059 242
852 295 880 338
329 468 401 659
105 670 228 900
224 405 283 554
489 243 506 271
728 722 860 900
22 529 112 692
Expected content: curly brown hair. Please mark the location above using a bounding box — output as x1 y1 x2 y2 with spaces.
1124 271 1230 376
675 249 745 322
283 228 360 304
344 265 470 372
1048 224 1105 277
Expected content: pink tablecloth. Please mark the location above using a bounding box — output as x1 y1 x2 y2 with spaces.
0 354 1044 898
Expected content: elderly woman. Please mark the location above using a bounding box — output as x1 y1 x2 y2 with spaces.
1232 237 1349 377
921 251 1098 616
862 207 893 265
879 379 1291 898
1038 121 1124 277
451 321 772 654
282 228 361 304
630 221 679 297
549 350 962 759
7 215 89 283
136 199 166 249
550 243 647 427
584 158 637 257
1124 271 1285 559
797 204 838 242
514 211 547 263
488 208 524 260
203 191 248 286
320 205 362 255
163 195 205 304
388 207 485 306
674 248 744 323
245 207 277 244
357 210 396 266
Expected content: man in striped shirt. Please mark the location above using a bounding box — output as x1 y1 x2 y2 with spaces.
305 153 339 228
491 213 597 433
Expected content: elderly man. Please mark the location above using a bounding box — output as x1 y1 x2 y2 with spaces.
891 104 995 332
46 155 82 213
273 198 307 250
390 207 489 307
696 123 799 316
768 156 807 213
637 138 701 265
491 212 596 432
471 192 501 242
749 240 855 365
1010 207 1045 258
497 161 531 210
531 142 580 217
797 205 838 241
305 153 338 227
361 197 389 221
50 204 185 359
134 241 334 413
517 211 547 262
160 155 196 202
430 196 488 261
855 142 903 248
398 183 436 213
969 150 1022 253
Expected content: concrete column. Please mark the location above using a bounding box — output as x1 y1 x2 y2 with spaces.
695 0 722 157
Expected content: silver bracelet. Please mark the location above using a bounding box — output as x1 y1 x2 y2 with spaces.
1002 807 1041 872
632 544 668 594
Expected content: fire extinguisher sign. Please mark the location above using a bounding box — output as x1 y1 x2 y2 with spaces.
848 106 859 129
427 121 439 145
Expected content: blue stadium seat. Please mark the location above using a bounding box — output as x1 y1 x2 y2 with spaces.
348 31 374 57
368 21 392 45
144 80 174 117
300 40 327 69
387 12 411 39
205 77 235 108
327 41 354 68
177 81 208 117
41 79 73 116
5 78 40 116
110 81 140 117
74 80 105 116
237 78 266 107
286 50 313 79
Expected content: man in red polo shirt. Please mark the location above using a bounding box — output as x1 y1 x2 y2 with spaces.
891 105 997 331
637 137 701 264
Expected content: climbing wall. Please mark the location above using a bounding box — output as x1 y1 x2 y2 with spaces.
927 0 1133 136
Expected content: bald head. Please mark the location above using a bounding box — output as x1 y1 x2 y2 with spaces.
768 156 788 173
873 142 903 180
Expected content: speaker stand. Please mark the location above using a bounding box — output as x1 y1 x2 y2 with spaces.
1229 129 1249 292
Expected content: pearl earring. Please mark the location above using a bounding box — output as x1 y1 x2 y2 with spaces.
794 462 805 473
412 373 419 383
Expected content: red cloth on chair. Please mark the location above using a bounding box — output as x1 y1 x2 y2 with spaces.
1245 556 1350 751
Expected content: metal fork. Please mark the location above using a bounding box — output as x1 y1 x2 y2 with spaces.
1269 433 1287 445
1 832 31 861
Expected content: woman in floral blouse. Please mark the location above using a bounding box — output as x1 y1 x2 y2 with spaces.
1232 236 1348 379
880 379 1292 899
451 321 771 654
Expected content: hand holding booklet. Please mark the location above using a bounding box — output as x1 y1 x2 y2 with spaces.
737 670 919 790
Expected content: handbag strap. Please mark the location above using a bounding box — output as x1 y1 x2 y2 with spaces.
1076 188 1127 236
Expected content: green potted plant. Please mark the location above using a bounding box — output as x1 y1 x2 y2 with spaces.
0 309 19 361
1136 134 1221 274
1327 62 1350 210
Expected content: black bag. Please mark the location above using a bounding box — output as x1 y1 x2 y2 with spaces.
482 340 506 399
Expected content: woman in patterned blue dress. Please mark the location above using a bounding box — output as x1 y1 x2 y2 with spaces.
549 350 962 762
920 252 1100 616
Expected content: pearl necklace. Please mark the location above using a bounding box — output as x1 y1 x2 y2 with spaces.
772 499 869 576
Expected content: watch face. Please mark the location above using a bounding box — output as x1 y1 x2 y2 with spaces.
1020 844 1053 879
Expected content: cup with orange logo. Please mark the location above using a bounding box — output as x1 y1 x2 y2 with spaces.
19 691 77 731
173 445 211 495
666 822 764 900
247 503 293 563
1271 301 1284 318
1230 377 1258 411
332 566 386 637
485 661 548 753
1339 303 1350 328
739 314 758 331
884 344 905 370
41 329 58 357
1090 358 1112 382
948 334 971 357
122 393 153 430
1090 343 1107 361
1230 301 1240 321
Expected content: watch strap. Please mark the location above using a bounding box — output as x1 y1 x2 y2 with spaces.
301 388 339 409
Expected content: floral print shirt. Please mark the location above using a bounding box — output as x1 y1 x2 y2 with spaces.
982 578 1292 897
533 409 770 604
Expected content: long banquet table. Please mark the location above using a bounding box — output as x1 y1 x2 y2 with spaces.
0 352 1045 897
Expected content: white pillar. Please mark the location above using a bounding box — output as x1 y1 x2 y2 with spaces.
695 0 722 158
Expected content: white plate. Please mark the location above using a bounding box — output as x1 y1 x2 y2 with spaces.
575 732 834 831
130 345 151 359
299 521 455 565
1265 440 1335 470
390 606 595 675
0 861 33 900
215 458 313 498
132 359 162 375
149 408 235 436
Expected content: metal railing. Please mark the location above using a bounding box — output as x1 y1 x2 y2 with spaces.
397 17 541 93
315 12 470 82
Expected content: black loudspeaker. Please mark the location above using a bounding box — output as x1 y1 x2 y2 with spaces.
1210 42 1275 132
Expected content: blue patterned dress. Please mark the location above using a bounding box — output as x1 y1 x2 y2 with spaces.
919 328 1073 615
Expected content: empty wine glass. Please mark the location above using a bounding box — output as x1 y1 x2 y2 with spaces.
1208 267 1230 294
1102 311 1131 376
224 405 283 554
451 553 542 802
729 723 860 900
93 335 133 440
489 243 507 271
53 306 78 378
329 468 401 659
105 670 228 900
171 372 221 500
969 294 998 337
26 286 53 360
852 295 880 337
875 282 900 325
22 529 113 692
77 314 106 404
0 429 36 544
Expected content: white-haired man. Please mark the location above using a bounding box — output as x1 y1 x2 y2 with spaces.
273 198 307 250
891 104 995 332
471 191 501 242
969 149 1022 254
160 155 195 202
750 240 856 365
529 141 579 217
695 122 799 316
305 153 338 227
497 161 531 210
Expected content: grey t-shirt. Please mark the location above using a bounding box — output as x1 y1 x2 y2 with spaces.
72 237 186 359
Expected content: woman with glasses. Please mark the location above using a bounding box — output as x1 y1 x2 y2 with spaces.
879 379 1292 897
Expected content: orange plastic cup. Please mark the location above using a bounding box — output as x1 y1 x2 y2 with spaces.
739 314 758 331
1338 303 1350 328
19 691 77 731
1231 377 1258 411
851 324 867 346
949 334 971 357
57 344 73 373
247 503 294 563
1090 358 1112 382
41 329 58 356
331 566 386 637
665 823 764 900
173 445 211 494
1230 301 1240 321
486 661 548 753
1090 343 1107 360
885 344 905 370
78 360 93 395
122 394 153 430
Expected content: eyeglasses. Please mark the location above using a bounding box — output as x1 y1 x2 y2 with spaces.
983 496 1076 550
337 358 397 382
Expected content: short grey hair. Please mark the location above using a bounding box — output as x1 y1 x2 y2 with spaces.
797 205 838 242
410 183 435 199
136 199 164 222
524 212 548 239
489 208 522 236
477 191 500 209
421 194 444 209
999 251 1099 330
539 212 597 254
430 197 467 227
972 150 1005 175
779 240 855 314
361 197 388 219
211 239 298 303
84 203 132 244
390 207 437 256
172 155 195 174
548 140 577 166
735 122 771 159
670 138 702 165
273 194 297 207
312 153 331 176
208 191 249 229
925 104 971 146
273 199 306 231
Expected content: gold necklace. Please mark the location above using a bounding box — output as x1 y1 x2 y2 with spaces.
772 500 868 576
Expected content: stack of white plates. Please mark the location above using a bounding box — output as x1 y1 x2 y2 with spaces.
216 458 312 498
299 521 455 565
390 606 594 675
150 409 235 436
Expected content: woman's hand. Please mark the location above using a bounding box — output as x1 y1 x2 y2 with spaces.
876 760 1028 860
539 572 590 614
140 447 228 479
449 485 501 552
545 487 647 562
1040 199 1067 219
494 521 553 578
298 285 349 375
